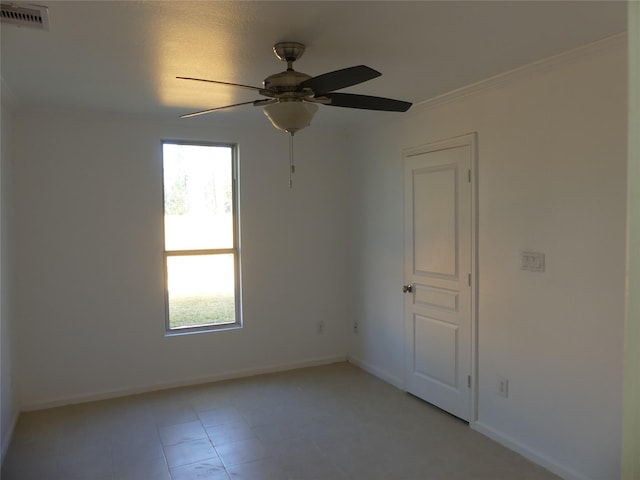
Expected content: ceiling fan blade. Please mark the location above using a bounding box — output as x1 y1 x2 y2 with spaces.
300 65 381 95
180 100 272 119
323 93 412 112
177 76 266 93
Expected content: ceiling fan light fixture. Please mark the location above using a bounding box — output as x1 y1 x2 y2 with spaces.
263 100 318 135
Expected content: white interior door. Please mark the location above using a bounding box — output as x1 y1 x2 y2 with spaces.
404 134 475 422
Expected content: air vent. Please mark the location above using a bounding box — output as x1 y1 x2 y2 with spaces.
1 3 49 30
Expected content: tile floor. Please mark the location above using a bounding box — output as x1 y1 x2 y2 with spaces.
2 362 559 480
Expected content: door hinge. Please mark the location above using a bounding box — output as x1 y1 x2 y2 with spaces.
467 375 471 388
468 169 471 183
468 274 471 286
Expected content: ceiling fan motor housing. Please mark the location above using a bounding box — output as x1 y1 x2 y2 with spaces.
263 70 313 97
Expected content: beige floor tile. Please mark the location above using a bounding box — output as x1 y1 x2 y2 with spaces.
252 421 305 443
169 457 230 480
205 420 256 446
1 363 560 480
111 436 165 472
159 420 208 446
115 456 171 480
263 435 323 465
225 457 287 480
214 437 269 467
282 462 349 480
163 438 218 468
198 406 246 427
152 403 200 427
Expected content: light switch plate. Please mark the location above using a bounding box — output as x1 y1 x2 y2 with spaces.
521 251 545 272
497 376 509 398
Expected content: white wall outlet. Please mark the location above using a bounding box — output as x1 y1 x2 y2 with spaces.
521 251 545 272
497 376 509 398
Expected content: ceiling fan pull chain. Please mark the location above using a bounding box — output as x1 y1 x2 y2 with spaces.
289 132 295 189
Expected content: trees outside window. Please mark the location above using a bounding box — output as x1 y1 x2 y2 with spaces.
162 141 241 333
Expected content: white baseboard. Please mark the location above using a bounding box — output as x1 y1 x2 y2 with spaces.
472 421 591 480
12 356 603 480
347 354 404 390
20 354 348 411
344 359 595 479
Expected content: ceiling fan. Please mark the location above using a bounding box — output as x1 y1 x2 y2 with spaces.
178 42 412 135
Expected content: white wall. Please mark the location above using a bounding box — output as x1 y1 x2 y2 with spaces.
12 110 350 408
623 2 640 478
348 37 627 480
5 33 630 480
0 93 18 461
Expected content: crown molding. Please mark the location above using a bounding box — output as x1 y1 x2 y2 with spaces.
415 32 627 112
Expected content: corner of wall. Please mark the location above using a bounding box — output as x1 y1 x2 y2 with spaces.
347 354 404 390
1 97 19 466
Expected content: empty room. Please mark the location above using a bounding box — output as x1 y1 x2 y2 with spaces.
1 1 639 480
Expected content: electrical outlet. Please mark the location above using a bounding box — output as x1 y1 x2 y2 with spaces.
316 321 324 335
521 251 545 272
497 376 509 398
353 321 358 334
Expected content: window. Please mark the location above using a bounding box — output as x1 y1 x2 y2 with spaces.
162 141 241 333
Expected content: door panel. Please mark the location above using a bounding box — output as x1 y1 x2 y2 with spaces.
413 315 458 387
413 166 458 278
414 285 459 311
404 135 475 421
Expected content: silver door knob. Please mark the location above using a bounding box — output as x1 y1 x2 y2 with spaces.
402 284 413 293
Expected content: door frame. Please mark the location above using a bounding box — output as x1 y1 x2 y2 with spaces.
402 132 479 423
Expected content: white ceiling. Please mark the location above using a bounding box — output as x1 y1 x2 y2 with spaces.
0 1 627 130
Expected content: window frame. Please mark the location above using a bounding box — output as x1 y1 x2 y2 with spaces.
161 139 242 335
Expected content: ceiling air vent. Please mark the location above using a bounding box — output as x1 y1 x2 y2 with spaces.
1 3 49 30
